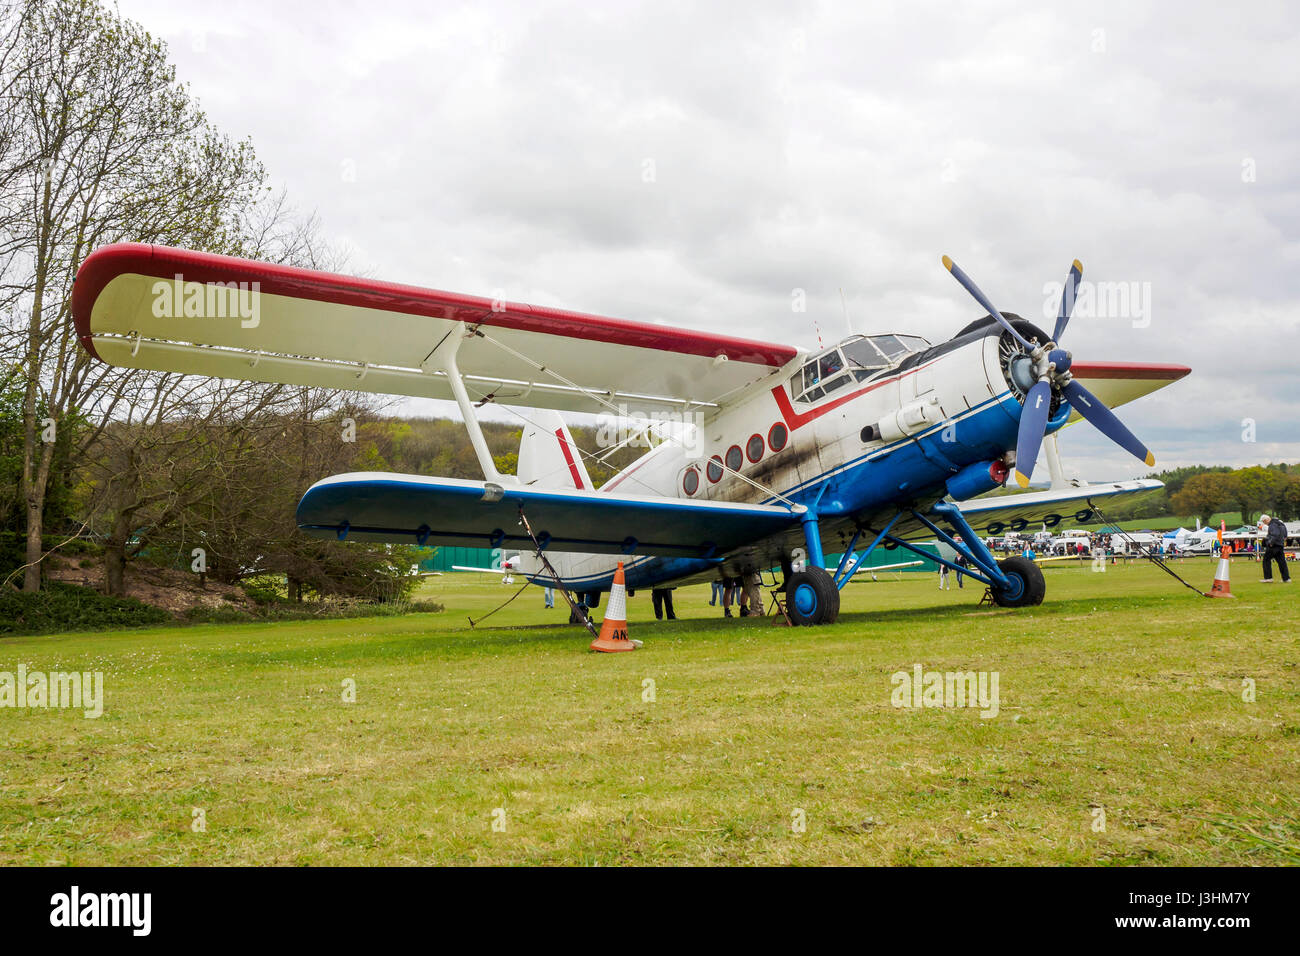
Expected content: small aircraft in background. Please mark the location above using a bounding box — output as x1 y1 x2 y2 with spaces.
452 553 522 584
73 244 1188 625
847 559 926 581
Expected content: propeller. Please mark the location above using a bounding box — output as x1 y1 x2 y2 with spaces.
942 255 1155 487
1052 259 1083 344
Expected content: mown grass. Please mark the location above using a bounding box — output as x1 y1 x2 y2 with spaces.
1 559 1296 865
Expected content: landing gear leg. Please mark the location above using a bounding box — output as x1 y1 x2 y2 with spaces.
925 502 1044 607
788 509 839 625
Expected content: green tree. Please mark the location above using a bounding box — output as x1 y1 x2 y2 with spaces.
1233 466 1287 525
1170 472 1235 526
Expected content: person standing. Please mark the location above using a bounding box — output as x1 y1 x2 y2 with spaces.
544 585 555 609
1259 515 1291 583
953 535 967 588
710 579 724 606
652 587 677 619
722 576 737 617
742 571 765 616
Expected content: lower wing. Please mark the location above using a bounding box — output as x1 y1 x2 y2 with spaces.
944 479 1165 538
297 472 802 559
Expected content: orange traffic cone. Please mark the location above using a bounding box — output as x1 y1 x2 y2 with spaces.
590 562 637 652
1207 550 1235 598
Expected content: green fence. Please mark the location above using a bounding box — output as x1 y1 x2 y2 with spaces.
416 546 507 573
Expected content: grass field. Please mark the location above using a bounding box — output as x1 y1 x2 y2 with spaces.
2 558 1297 866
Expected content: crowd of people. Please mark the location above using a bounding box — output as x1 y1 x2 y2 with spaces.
629 572 771 621
708 572 768 617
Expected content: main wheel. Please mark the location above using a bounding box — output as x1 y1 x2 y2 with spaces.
785 567 840 625
991 556 1046 607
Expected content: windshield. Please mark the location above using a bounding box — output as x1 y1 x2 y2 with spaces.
789 334 931 405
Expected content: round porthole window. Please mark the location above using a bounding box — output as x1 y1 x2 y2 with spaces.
683 468 699 496
746 433 764 463
768 422 788 452
707 456 724 483
725 444 743 472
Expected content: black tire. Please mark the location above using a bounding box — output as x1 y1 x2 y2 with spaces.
785 567 840 625
583 591 600 610
991 556 1046 607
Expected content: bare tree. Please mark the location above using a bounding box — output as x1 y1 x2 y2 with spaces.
1 0 266 591
76 190 375 596
80 375 299 595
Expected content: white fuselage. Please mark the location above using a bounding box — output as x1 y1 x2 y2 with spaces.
520 330 1026 593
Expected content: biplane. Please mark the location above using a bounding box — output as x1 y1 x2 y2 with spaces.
72 244 1189 625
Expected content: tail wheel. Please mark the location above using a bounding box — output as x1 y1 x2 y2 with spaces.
991 556 1046 607
785 567 840 626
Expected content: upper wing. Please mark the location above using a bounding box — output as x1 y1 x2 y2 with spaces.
296 472 802 558
1067 362 1189 418
72 244 799 415
943 478 1165 537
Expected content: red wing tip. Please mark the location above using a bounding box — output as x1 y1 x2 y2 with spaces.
1069 361 1191 381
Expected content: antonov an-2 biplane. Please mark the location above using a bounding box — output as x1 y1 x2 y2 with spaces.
72 245 1189 625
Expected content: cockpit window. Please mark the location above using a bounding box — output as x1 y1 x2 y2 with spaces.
869 334 909 360
789 334 932 405
841 338 889 381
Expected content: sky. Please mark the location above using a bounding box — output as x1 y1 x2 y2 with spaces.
114 0 1300 480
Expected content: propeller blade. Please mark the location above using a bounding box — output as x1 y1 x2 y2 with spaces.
1052 259 1083 344
1014 379 1053 488
942 255 1036 352
1062 379 1155 467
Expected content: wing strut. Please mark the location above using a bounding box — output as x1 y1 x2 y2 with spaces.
475 328 626 415
424 328 513 484
468 328 803 508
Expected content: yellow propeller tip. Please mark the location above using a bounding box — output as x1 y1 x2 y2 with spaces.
1145 452 1156 466
942 255 954 271
1015 471 1031 489
1073 259 1083 275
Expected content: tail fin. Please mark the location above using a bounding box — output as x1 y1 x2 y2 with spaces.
517 411 592 490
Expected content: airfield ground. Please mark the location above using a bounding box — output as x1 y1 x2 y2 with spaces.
1 559 1296 865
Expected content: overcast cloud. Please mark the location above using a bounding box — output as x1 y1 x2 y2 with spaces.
114 0 1300 479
